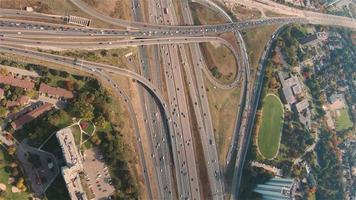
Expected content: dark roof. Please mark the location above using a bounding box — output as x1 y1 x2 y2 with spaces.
298 34 318 45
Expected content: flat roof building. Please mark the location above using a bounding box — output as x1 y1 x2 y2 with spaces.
282 87 296 104
295 99 309 113
57 128 87 200
62 167 88 200
253 178 296 200
292 84 302 96
56 128 83 171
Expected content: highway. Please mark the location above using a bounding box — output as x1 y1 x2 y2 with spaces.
179 0 226 198
156 0 201 198
0 45 162 199
0 16 307 37
1 0 355 199
131 0 174 198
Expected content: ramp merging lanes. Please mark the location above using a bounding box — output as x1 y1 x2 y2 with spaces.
1 1 355 199
157 0 201 198
179 0 225 198
131 0 174 198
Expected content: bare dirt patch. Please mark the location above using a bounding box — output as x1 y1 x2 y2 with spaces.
83 0 132 20
190 2 228 25
0 0 122 28
232 4 262 20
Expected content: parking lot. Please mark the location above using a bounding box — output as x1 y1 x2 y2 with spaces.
82 148 115 199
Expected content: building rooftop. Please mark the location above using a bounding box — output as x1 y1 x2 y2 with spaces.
39 83 74 99
56 128 83 171
295 99 309 113
299 34 318 45
329 93 345 104
57 128 87 200
282 87 296 104
62 167 88 200
0 65 39 78
11 103 53 130
0 74 34 90
254 178 296 200
292 84 302 95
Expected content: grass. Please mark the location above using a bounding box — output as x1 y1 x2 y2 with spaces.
335 108 353 131
81 120 95 135
0 147 30 200
205 77 241 166
50 47 138 71
257 94 284 159
199 42 237 84
71 125 82 146
308 192 316 200
243 25 279 82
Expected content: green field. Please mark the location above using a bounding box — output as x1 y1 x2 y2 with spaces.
257 94 284 159
335 108 353 131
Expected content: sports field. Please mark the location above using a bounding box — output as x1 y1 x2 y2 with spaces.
335 108 353 131
257 94 284 159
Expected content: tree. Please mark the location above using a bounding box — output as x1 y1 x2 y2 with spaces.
94 115 106 127
77 103 94 119
16 177 27 191
7 146 16 156
0 189 6 199
0 107 7 118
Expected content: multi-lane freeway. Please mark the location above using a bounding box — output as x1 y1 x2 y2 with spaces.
0 0 355 199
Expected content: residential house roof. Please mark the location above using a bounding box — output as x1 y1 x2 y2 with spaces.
0 65 39 78
39 83 74 99
0 74 35 90
6 96 30 108
11 103 53 130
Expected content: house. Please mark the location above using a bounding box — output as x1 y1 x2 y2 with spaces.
11 103 53 130
0 74 35 90
0 65 39 78
6 96 30 108
39 83 74 99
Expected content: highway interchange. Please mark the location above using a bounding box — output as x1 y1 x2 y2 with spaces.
0 0 355 199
